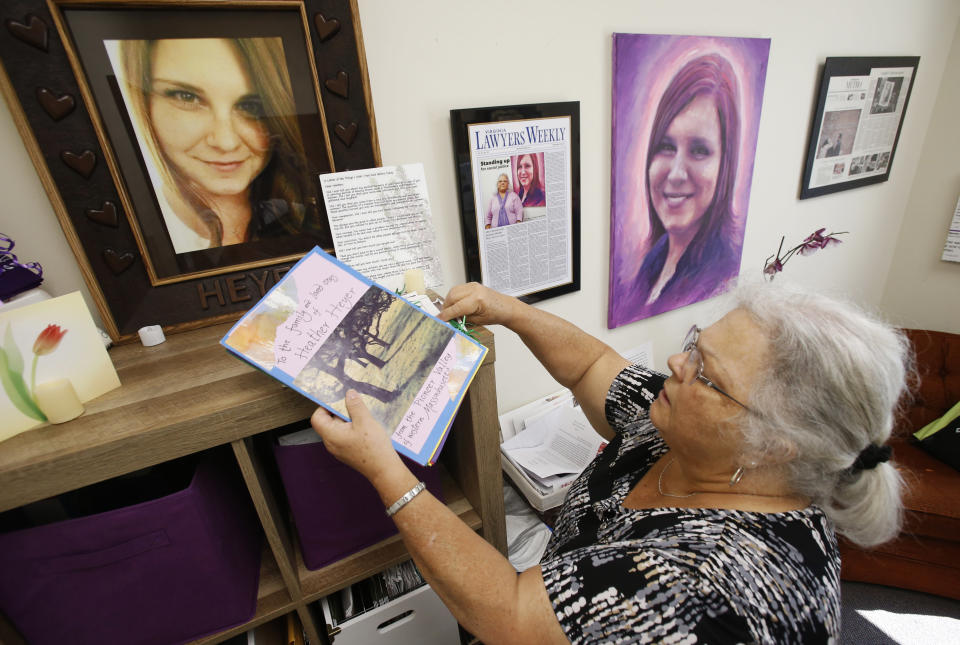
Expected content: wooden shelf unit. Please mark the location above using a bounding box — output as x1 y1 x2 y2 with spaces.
0 322 505 645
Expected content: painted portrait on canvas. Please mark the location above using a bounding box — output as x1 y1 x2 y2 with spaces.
608 34 770 328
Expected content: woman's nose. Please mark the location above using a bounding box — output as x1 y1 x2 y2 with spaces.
667 154 688 182
666 351 687 376
206 112 242 151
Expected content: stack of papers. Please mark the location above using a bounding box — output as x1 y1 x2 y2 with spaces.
498 390 605 511
501 398 606 494
498 342 653 511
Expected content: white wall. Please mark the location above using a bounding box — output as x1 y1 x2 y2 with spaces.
356 0 960 411
880 18 960 334
1 1 957 414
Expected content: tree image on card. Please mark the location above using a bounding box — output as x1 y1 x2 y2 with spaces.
293 286 454 433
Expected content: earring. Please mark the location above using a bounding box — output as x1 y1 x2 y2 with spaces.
729 466 745 486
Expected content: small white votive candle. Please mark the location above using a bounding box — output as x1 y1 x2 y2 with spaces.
138 325 166 347
34 378 85 424
403 268 425 294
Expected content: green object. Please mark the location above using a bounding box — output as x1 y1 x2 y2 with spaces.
0 325 46 422
449 316 479 340
914 399 960 441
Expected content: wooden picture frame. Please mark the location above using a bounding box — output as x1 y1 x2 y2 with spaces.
0 0 381 341
450 101 580 304
800 56 919 199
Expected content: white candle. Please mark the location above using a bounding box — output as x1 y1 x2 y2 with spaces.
138 325 166 347
403 268 426 294
34 378 85 424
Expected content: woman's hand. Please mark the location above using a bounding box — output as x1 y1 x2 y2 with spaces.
439 282 521 327
311 390 405 486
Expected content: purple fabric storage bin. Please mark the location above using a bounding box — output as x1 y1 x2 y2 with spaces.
0 457 262 645
274 440 443 570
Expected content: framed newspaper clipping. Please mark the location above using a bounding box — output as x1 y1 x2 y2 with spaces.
800 56 919 199
451 102 580 303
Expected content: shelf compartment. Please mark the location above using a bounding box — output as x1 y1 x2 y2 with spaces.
297 466 480 602
189 544 293 645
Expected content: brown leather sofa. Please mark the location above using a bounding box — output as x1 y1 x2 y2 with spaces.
838 328 960 600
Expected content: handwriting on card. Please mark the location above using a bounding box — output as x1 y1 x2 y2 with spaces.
272 253 368 377
392 338 456 452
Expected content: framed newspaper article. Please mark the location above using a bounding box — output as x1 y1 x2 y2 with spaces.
800 56 919 199
450 102 580 303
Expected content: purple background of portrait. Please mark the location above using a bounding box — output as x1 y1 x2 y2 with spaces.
608 34 770 328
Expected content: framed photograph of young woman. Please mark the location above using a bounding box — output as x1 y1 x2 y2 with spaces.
0 0 380 341
608 34 770 328
800 56 919 200
450 102 581 304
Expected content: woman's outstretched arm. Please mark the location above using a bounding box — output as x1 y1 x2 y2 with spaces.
311 393 569 645
439 282 628 439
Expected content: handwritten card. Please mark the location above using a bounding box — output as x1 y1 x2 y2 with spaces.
272 252 368 377
221 248 486 466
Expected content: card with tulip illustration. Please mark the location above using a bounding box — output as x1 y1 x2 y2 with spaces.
0 291 120 442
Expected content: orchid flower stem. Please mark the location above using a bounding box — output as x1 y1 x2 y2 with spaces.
763 230 849 279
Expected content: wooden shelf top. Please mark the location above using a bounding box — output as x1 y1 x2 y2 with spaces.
0 322 314 511
0 320 494 513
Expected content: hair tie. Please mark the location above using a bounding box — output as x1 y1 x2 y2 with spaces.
851 443 891 472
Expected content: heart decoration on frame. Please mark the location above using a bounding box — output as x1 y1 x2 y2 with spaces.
61 149 97 178
35 87 75 121
335 121 358 146
325 70 348 98
313 13 340 41
85 201 119 228
6 15 48 51
102 248 136 275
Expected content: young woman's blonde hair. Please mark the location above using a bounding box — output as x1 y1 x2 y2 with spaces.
119 37 317 246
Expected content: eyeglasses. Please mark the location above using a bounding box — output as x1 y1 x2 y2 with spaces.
681 325 750 410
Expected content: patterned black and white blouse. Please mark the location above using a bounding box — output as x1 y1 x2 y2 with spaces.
539 365 840 644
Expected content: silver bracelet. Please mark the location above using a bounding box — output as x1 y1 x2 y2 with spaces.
385 481 426 517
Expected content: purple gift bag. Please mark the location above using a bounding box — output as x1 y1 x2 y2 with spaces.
0 233 43 301
273 440 443 570
0 457 262 645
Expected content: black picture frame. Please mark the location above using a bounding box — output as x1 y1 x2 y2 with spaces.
450 102 580 304
800 56 919 200
0 0 380 341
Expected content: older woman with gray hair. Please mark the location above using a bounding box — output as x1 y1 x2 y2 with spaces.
485 173 524 229
311 281 910 644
